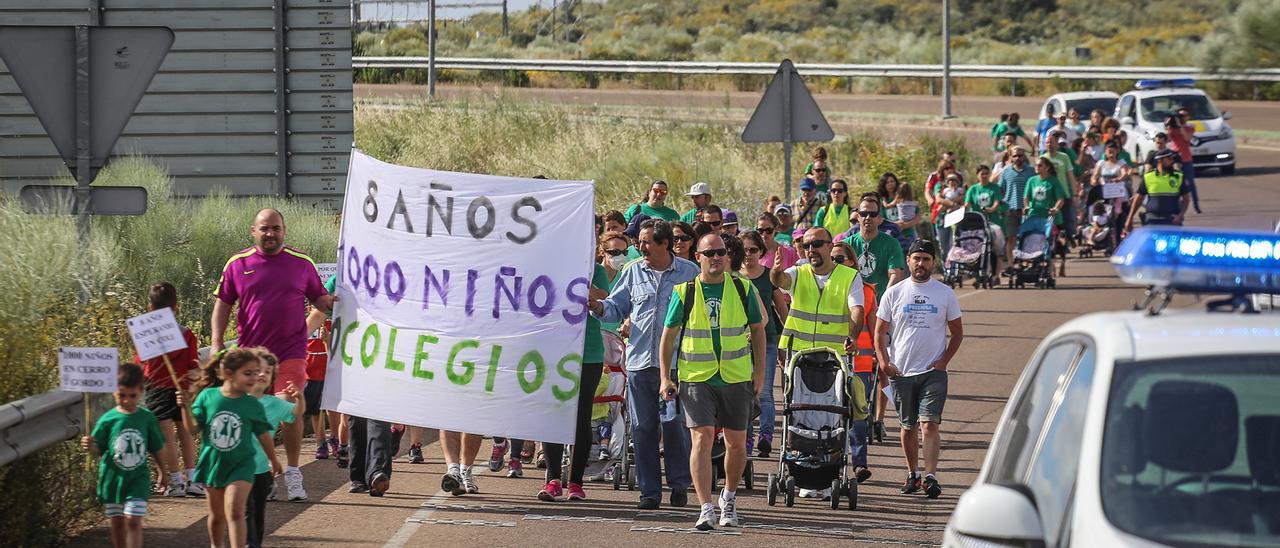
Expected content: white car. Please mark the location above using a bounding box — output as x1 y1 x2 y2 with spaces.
1115 79 1237 175
945 227 1280 548
1037 91 1120 123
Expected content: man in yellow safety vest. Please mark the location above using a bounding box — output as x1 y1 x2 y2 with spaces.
658 233 766 531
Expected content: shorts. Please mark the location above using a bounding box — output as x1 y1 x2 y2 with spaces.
144 387 181 422
104 498 148 518
891 369 948 430
1005 215 1021 241
303 380 324 417
679 381 754 431
274 358 308 394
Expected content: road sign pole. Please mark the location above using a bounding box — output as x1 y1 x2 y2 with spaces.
782 64 792 203
74 25 91 242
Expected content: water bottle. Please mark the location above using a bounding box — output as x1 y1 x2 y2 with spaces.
659 397 677 423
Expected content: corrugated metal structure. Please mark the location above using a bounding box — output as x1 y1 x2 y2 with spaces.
0 0 353 209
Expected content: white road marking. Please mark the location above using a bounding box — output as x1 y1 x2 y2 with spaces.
383 490 452 548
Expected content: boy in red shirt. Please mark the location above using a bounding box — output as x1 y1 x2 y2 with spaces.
136 282 204 497
304 317 342 460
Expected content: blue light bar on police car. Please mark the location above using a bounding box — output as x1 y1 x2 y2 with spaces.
1134 78 1196 90
1112 228 1280 294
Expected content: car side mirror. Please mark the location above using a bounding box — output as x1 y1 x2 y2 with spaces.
948 484 1045 543
1120 116 1135 127
1222 111 1232 120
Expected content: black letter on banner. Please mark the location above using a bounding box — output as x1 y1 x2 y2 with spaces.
506 196 542 244
561 277 590 325
363 180 379 223
384 261 406 304
465 269 479 316
493 266 522 319
423 265 449 309
427 182 453 236
363 254 380 298
527 275 556 318
346 246 362 289
467 196 496 239
386 189 414 233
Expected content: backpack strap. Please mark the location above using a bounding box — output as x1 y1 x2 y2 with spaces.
730 276 750 329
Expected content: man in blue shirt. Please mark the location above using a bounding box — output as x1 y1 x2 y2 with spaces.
588 219 698 510
998 146 1035 267
1035 104 1057 154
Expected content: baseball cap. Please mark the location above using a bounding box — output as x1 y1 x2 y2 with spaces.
685 182 711 196
799 178 816 191
722 211 738 226
908 239 937 257
1153 148 1177 160
623 213 651 240
773 204 792 215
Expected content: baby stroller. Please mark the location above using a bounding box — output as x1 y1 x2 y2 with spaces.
1077 201 1118 258
943 210 997 289
1010 215 1057 289
591 330 634 491
765 347 866 511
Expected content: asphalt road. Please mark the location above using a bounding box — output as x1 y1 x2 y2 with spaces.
76 88 1280 548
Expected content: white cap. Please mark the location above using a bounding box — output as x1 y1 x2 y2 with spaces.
686 182 711 196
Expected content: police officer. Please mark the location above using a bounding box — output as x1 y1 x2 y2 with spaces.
1124 149 1191 232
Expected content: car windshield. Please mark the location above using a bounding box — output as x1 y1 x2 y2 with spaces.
1065 98 1117 119
1140 94 1221 122
1101 355 1280 547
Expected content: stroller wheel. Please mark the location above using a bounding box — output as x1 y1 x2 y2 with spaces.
744 460 754 491
830 479 842 510
766 473 778 506
612 465 621 490
846 479 858 511
785 476 797 508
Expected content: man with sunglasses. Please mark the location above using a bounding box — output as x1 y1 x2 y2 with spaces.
658 233 766 530
999 146 1034 268
624 180 681 223
842 195 906 304
588 219 696 510
699 204 724 229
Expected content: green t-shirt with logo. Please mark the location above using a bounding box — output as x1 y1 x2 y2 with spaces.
843 231 905 302
1024 175 1066 223
624 203 680 223
1042 151 1074 196
92 407 164 504
253 395 296 475
965 183 1006 229
193 387 273 488
664 277 762 386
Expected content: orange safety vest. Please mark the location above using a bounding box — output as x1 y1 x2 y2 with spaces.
853 283 877 373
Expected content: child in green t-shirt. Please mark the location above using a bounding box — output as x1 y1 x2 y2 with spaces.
81 363 166 548
245 349 303 548
183 347 280 548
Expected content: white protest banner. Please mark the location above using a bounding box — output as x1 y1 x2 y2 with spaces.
60 347 119 393
316 262 338 282
126 308 186 361
1101 182 1127 200
943 206 967 228
322 150 594 443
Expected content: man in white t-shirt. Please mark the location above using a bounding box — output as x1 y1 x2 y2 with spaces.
874 239 963 500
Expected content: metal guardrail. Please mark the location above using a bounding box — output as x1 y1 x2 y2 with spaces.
0 389 86 467
352 57 1280 82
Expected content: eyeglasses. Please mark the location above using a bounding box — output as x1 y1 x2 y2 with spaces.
831 255 848 264
673 234 692 242
857 210 880 218
813 168 828 173
744 246 761 254
698 248 728 257
651 188 668 195
801 240 830 250
831 188 846 194
756 226 774 234
604 249 627 257
707 220 722 227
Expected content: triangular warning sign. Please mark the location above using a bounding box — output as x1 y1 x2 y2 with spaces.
0 26 173 180
741 59 834 143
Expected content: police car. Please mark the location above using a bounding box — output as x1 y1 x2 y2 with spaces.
944 227 1280 547
1115 79 1237 175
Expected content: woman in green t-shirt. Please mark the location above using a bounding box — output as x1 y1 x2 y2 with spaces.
965 165 1008 274
1023 158 1066 225
186 348 279 548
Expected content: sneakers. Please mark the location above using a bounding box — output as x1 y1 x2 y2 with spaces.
717 492 739 527
408 443 424 464
164 483 187 497
637 497 660 510
327 437 340 457
537 479 563 502
336 445 349 469
315 441 330 460
566 482 586 501
370 472 390 497
461 469 480 494
506 459 523 478
267 482 278 501
670 488 688 507
695 504 717 531
285 468 308 502
534 450 546 469
923 475 942 499
441 472 465 496
349 481 370 494
873 421 886 443
488 441 508 472
855 466 872 483
185 482 206 498
756 437 772 458
901 473 921 495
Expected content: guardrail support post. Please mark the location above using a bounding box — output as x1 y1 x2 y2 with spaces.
1011 78 1018 97
942 0 953 118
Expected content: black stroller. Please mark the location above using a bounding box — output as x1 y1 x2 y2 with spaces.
943 211 998 289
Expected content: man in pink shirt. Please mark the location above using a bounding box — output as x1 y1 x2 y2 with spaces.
1165 112 1201 214
211 208 334 502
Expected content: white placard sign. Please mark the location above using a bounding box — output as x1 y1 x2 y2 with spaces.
60 347 119 393
126 308 186 361
943 206 967 228
1101 182 1127 199
316 262 338 282
322 150 594 443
